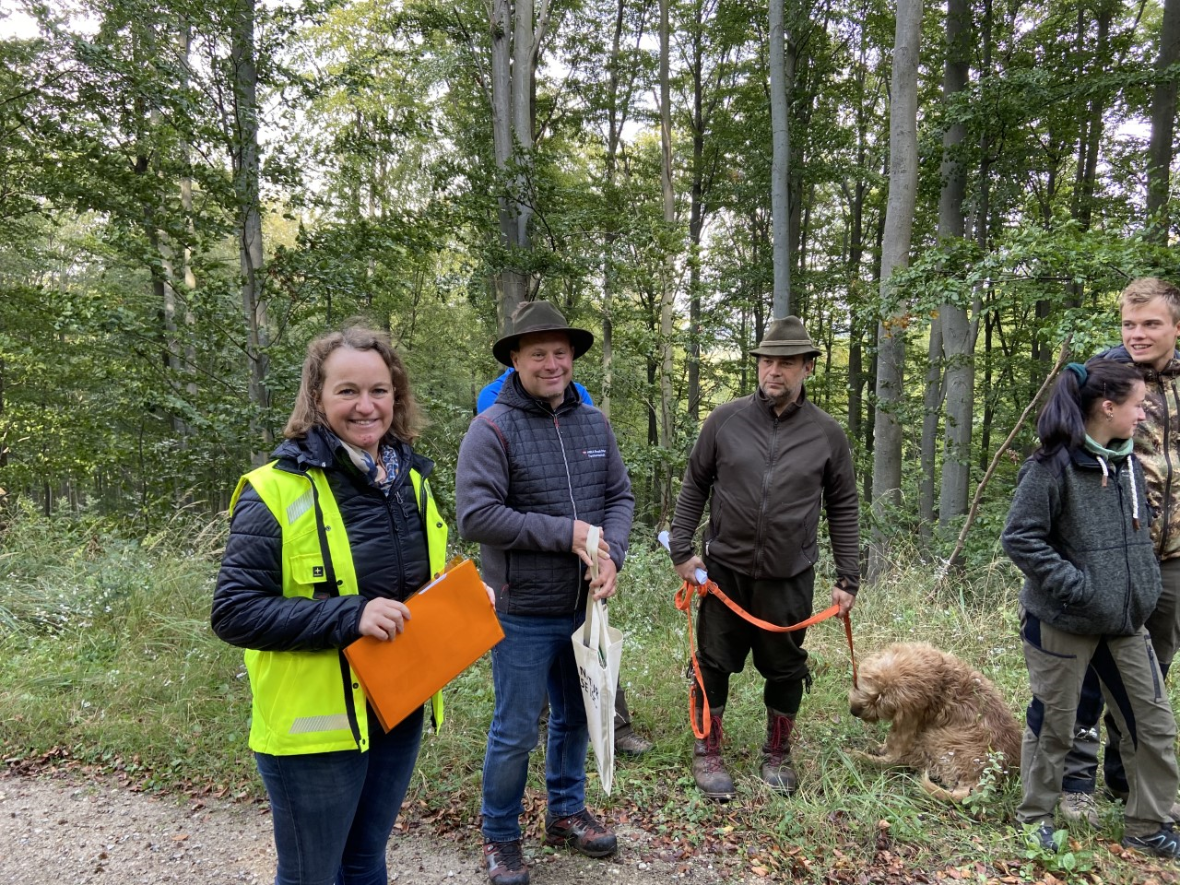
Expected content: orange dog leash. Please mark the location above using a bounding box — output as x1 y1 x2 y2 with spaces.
674 578 858 739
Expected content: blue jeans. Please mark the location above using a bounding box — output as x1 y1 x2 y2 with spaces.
481 611 589 842
255 704 424 885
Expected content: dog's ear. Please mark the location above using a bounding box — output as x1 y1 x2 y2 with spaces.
871 649 936 720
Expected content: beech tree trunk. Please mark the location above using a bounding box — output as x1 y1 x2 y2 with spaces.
231 0 270 462
1148 0 1180 241
868 0 922 580
936 0 973 532
658 0 676 524
488 0 552 330
599 0 629 420
769 0 791 318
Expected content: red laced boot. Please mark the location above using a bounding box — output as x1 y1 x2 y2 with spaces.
692 705 736 800
760 707 797 794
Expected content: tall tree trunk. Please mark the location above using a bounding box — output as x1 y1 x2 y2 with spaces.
179 19 198 409
658 0 676 524
846 7 870 452
687 0 705 424
869 0 922 580
847 310 863 443
1071 5 1109 239
936 0 973 532
1148 0 1180 242
231 0 270 462
769 0 791 318
599 0 630 420
844 192 865 446
863 184 886 506
488 0 552 330
919 320 944 540
489 0 514 327
161 20 198 442
130 19 179 435
979 307 996 471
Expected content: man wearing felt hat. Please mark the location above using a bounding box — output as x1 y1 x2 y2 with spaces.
456 300 635 884
667 315 861 800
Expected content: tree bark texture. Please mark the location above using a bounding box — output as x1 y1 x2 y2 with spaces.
1148 0 1180 241
658 0 676 524
231 0 270 462
869 0 922 580
488 0 551 331
769 0 791 319
937 0 973 530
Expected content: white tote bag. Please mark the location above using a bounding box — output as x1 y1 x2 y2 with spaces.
571 527 623 794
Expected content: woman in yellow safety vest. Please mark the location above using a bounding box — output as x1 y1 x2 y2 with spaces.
212 324 454 885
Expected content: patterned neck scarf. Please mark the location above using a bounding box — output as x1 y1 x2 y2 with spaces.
338 438 401 495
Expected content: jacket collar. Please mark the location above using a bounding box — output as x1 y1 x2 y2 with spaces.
1069 444 1129 471
497 370 582 415
272 426 433 482
754 385 806 419
1101 344 1180 380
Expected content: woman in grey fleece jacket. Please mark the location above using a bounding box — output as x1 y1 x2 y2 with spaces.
1002 358 1180 858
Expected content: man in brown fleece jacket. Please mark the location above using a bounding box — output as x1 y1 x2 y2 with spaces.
668 316 861 800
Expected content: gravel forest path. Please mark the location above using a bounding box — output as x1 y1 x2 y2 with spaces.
0 771 712 884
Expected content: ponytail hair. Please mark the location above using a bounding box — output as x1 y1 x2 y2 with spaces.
1034 357 1142 460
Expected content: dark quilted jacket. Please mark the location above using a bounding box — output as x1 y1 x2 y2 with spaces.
455 374 635 616
211 426 435 651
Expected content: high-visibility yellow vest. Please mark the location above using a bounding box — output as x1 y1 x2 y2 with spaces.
229 460 448 755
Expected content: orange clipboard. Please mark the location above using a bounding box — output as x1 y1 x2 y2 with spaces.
344 559 504 732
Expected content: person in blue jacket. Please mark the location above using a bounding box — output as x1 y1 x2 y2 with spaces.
461 301 635 885
476 368 652 759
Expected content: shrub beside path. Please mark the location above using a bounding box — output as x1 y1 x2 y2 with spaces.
0 771 694 884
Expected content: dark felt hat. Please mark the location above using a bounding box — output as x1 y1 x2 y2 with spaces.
492 300 595 367
749 316 820 359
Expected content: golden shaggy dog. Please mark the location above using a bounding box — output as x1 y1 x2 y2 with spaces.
848 641 1021 801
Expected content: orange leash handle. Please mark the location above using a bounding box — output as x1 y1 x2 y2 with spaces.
675 578 858 740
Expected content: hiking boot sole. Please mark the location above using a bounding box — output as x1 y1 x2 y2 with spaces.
543 833 617 857
697 786 736 801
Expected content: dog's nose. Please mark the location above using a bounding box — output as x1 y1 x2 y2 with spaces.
849 702 863 718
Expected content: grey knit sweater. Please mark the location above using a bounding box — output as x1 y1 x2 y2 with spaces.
1002 445 1160 636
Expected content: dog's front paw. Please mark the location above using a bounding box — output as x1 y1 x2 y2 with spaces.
850 747 895 765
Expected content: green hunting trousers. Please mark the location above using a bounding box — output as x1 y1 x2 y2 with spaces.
1018 611 1178 837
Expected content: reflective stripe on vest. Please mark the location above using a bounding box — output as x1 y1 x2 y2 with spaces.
230 460 448 755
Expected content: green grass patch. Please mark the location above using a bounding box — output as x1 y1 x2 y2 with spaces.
2 508 1177 883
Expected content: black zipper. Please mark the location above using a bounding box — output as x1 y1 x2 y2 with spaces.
753 416 780 580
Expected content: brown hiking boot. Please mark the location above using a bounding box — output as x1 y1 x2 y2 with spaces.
692 705 736 800
483 839 529 885
760 708 797 794
614 725 654 756
544 808 617 857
